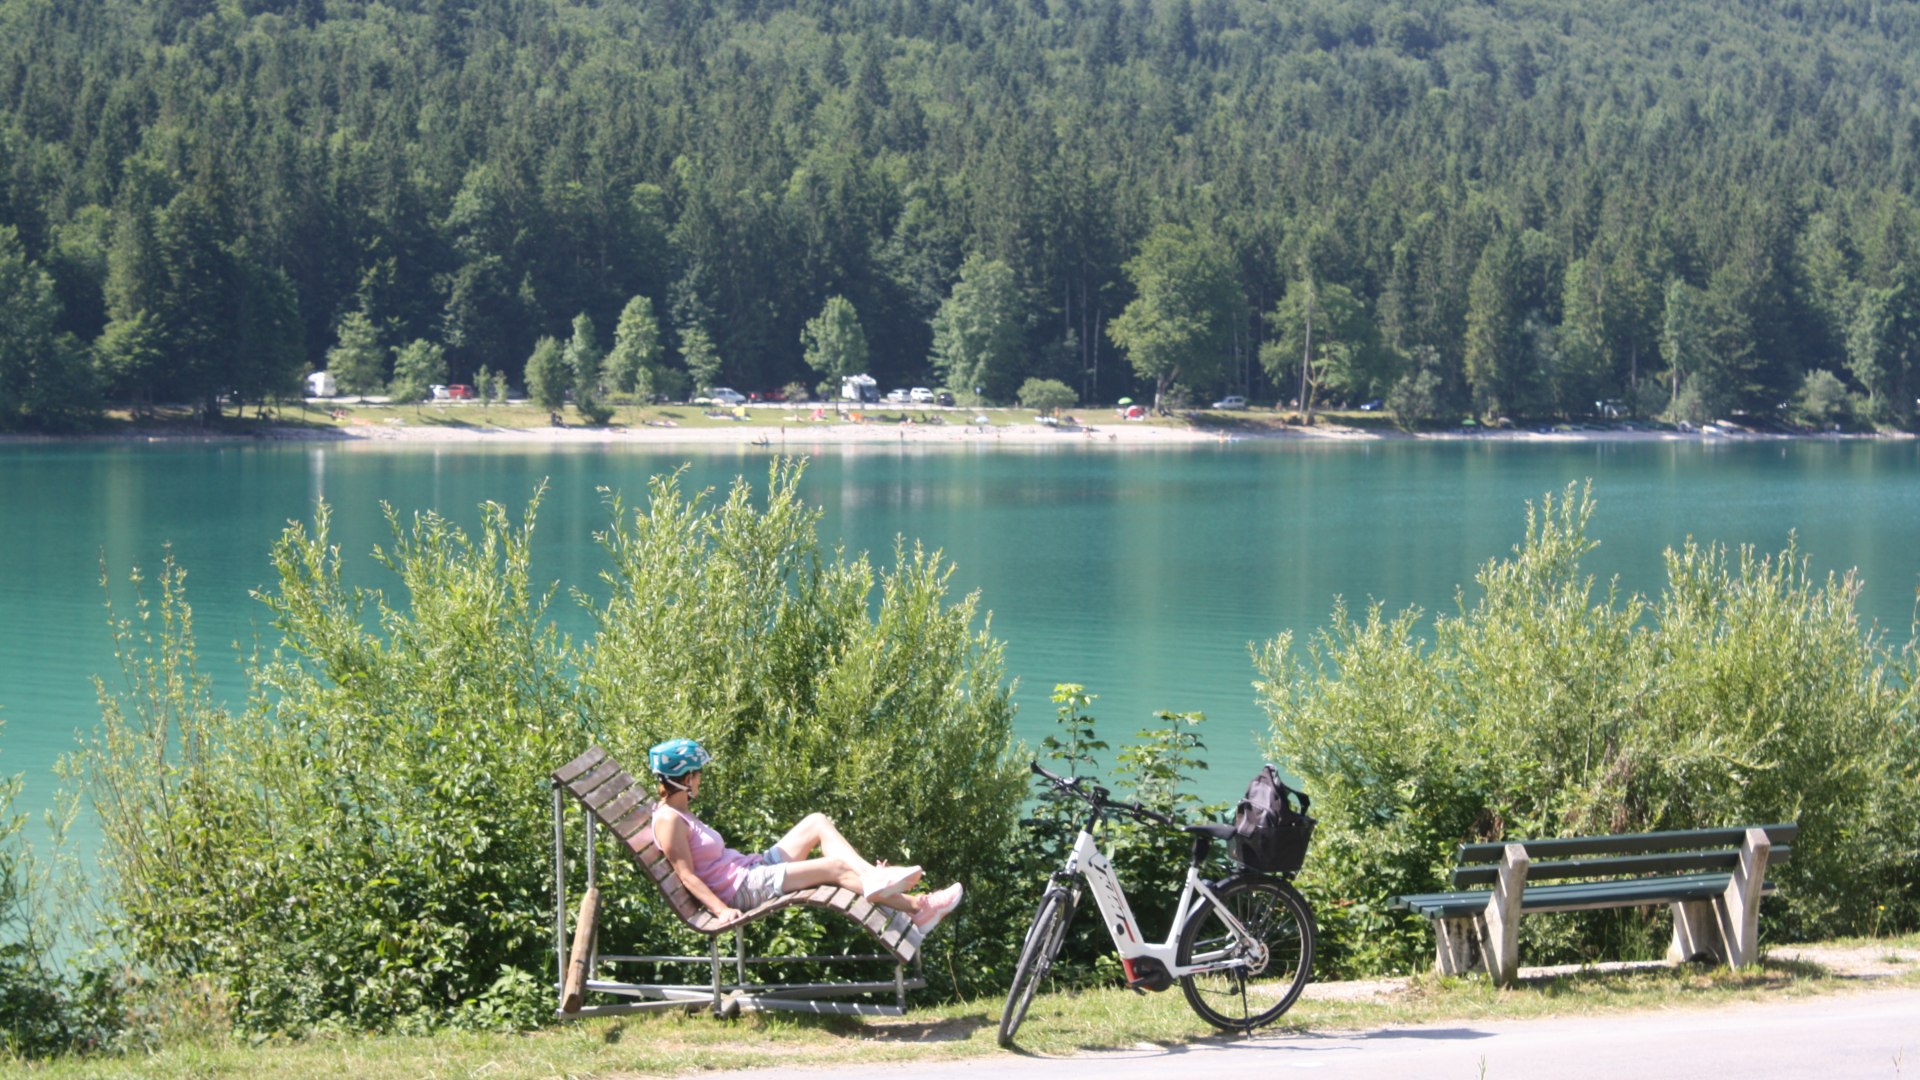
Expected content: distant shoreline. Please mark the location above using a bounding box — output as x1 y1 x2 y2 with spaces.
3 408 1909 449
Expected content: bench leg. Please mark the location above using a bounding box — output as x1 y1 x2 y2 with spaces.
1668 899 1724 964
1480 843 1529 988
1716 827 1772 969
1435 917 1477 976
562 886 600 1012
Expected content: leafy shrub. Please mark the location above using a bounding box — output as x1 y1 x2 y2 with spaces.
1017 378 1077 414
76 459 1026 1032
78 498 584 1035
574 462 1025 999
0 747 80 1056
1256 483 1920 978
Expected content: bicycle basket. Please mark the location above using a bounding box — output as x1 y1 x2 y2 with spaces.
1228 766 1315 874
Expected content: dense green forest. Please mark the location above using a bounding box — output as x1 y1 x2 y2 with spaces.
3 0 1920 429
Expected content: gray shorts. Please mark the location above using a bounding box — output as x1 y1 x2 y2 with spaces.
731 846 789 910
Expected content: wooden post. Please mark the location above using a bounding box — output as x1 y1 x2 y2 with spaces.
1481 843 1529 988
1717 827 1772 969
561 886 600 1013
1435 917 1476 976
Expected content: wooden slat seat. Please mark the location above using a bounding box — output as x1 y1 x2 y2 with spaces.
1395 871 1780 920
1389 823 1796 986
549 746 929 1018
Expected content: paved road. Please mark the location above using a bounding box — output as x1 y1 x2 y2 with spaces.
709 988 1919 1079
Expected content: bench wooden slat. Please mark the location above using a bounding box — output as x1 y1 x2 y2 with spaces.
607 803 653 841
1455 823 1797 863
598 787 648 829
569 760 632 808
1397 871 1782 919
1451 845 1793 888
553 747 609 785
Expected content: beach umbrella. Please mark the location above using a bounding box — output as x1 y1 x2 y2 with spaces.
1117 397 1133 405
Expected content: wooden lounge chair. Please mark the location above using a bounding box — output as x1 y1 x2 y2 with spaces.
549 746 929 1018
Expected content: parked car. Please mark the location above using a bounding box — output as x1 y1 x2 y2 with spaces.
429 384 451 400
446 383 475 400
1359 399 1384 411
1212 394 1248 410
935 390 955 406
704 387 747 406
885 388 912 403
909 387 936 404
749 388 787 403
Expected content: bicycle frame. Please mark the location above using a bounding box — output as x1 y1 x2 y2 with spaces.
1058 826 1258 980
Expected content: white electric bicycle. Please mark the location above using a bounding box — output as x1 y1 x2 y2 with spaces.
998 763 1315 1045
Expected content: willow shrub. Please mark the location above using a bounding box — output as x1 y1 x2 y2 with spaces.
574 463 1025 999
76 460 1024 1033
1257 483 1920 979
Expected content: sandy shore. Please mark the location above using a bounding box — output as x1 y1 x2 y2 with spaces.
10 407 1907 448
274 415 1904 448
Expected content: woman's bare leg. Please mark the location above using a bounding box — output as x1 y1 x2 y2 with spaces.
779 857 922 914
774 813 877 874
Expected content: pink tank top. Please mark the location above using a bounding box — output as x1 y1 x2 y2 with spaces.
652 804 754 904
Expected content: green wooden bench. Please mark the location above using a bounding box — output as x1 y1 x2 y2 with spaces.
549 747 928 1018
1390 823 1796 986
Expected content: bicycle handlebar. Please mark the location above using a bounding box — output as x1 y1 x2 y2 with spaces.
1029 761 1179 827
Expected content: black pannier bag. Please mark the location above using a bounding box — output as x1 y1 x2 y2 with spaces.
1229 765 1315 874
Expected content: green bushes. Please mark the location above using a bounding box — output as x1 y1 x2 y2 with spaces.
575 464 1025 997
1257 484 1920 978
75 460 1025 1034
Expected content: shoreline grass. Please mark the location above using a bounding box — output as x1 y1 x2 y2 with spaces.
17 937 1916 1079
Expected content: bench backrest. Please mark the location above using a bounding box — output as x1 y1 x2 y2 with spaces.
1451 824 1797 888
553 746 712 930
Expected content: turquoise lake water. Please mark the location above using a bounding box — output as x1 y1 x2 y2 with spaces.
1 438 1916 823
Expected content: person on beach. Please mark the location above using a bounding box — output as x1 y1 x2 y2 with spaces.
645 738 965 931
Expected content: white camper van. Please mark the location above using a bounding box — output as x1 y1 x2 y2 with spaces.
840 374 879 404
306 371 337 398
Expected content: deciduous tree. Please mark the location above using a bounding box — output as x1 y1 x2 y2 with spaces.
525 336 568 411
801 295 869 396
605 295 662 400
326 310 388 396
931 256 1025 404
1108 225 1242 412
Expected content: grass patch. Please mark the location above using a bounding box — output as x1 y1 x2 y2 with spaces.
20 948 1915 1079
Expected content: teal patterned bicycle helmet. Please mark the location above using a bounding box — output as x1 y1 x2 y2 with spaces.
649 738 712 787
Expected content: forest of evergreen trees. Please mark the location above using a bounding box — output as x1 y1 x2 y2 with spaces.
2 0 1919 430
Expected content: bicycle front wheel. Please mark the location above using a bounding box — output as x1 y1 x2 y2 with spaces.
1176 876 1314 1032
998 886 1075 1046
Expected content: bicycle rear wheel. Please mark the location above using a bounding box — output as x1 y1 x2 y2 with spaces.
998 886 1075 1046
1176 876 1314 1032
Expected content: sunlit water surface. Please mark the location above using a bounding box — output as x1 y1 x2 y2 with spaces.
1 438 1914 828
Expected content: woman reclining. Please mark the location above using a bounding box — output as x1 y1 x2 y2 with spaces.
643 738 964 932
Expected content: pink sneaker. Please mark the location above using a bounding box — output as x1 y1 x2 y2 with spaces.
912 883 964 932
861 864 923 902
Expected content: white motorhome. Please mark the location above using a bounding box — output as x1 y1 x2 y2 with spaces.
306 370 337 398
840 374 879 403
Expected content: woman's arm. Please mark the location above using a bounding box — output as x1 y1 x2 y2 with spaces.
653 810 743 924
